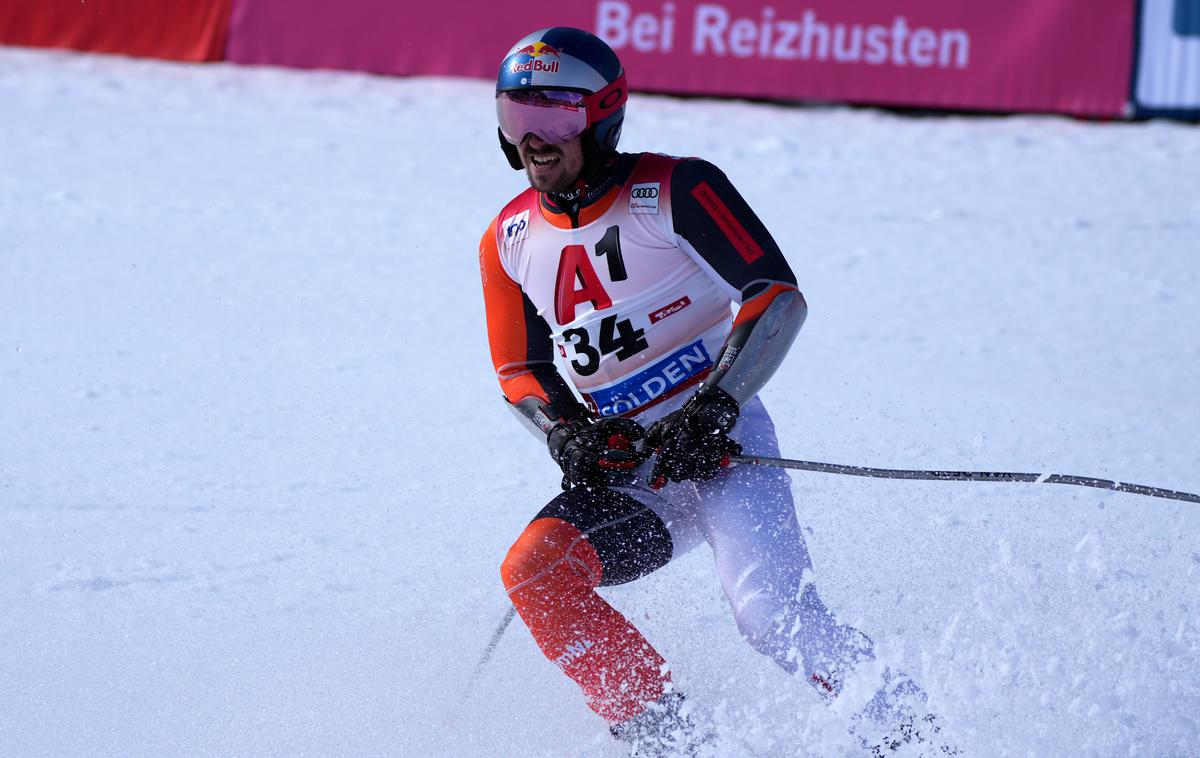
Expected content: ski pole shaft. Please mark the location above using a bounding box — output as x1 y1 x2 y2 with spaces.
731 455 1200 505
461 606 516 703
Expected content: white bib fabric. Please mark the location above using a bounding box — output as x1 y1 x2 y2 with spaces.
495 154 735 417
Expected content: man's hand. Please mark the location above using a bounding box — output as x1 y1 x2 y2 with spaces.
646 389 742 489
548 416 648 489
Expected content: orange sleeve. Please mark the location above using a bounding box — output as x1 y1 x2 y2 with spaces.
480 219 564 406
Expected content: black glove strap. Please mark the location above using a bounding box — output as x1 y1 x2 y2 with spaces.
547 415 592 466
646 388 742 489
683 387 740 434
549 414 649 490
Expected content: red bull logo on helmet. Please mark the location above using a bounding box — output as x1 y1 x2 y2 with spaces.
516 42 561 58
509 58 561 74
509 41 562 74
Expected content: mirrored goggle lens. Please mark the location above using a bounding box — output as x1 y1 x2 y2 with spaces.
497 90 589 145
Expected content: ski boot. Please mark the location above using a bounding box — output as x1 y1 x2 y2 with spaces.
804 623 876 702
610 691 714 757
853 668 960 756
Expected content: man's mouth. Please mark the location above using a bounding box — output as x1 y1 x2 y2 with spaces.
528 152 560 170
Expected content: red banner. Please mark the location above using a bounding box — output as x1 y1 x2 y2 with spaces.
0 0 231 62
226 0 1134 117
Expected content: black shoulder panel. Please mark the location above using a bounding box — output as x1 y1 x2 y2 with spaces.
670 158 797 296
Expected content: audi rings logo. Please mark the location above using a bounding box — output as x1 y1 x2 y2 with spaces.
629 182 661 215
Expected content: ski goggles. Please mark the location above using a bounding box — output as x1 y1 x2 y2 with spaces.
496 75 627 145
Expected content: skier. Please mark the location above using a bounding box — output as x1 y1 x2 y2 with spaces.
480 27 946 755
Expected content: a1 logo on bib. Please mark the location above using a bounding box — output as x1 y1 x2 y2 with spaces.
629 183 660 215
501 210 530 247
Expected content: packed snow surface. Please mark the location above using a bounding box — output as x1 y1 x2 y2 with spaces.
2 48 1199 757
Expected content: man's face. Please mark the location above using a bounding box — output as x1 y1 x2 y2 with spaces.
518 134 585 194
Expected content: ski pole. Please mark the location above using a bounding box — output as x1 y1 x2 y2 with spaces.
461 606 517 703
731 455 1200 505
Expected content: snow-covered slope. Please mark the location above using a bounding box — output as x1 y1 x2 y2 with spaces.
2 48 1198 757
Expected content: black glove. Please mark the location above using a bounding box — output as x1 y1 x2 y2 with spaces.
548 415 648 489
646 388 742 489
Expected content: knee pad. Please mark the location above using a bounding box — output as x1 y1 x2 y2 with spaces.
501 516 597 594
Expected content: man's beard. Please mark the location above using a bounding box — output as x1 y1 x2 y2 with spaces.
524 148 578 193
526 166 576 194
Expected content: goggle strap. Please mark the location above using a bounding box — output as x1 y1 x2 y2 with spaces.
586 73 628 122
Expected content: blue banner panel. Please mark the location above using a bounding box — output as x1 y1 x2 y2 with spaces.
1135 0 1200 117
